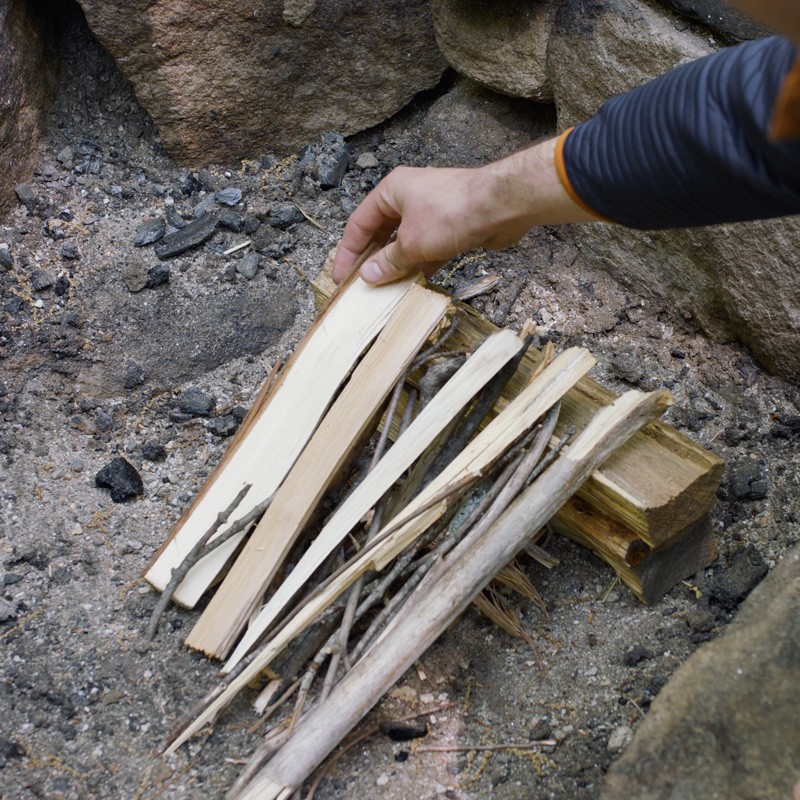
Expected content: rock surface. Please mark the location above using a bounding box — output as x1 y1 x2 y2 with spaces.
603 548 800 800
0 0 58 212
431 0 557 101
75 0 446 165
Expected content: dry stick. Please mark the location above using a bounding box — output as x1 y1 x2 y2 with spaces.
302 702 456 800
325 384 418 689
228 726 293 800
410 317 460 370
247 678 304 736
421 332 534 490
146 483 254 640
235 391 672 800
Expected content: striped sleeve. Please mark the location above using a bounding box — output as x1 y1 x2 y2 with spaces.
560 36 800 229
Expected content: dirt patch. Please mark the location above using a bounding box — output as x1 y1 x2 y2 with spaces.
1 8 798 800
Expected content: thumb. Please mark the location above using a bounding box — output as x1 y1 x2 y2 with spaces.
359 239 416 285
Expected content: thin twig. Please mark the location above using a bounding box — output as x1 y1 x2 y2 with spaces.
421 332 534 489
410 317 460 370
293 203 328 233
247 678 303 736
146 483 253 640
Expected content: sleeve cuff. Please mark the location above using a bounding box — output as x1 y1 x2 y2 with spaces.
554 128 616 224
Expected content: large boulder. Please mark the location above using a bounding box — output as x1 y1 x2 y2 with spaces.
0 0 58 213
420 77 556 167
548 0 800 378
74 0 446 167
431 0 557 101
602 547 800 800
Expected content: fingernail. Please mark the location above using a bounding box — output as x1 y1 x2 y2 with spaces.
361 261 383 283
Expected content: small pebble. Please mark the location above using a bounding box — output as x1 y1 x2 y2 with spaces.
356 152 379 169
30 269 55 292
236 252 260 280
60 242 80 260
607 725 633 752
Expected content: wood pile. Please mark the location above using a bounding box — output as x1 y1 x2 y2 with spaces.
143 256 723 799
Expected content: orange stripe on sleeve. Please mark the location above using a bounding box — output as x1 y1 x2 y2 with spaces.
769 54 800 141
553 128 615 223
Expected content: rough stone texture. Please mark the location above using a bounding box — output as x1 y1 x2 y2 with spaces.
548 0 800 378
0 0 58 212
602 548 800 800
420 78 556 167
659 0 768 42
431 0 557 101
74 0 447 166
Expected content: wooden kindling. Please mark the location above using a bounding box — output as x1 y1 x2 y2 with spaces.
232 390 673 800
145 269 421 608
185 283 452 659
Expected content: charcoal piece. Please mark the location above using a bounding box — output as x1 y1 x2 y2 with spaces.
623 645 654 667
0 248 12 272
708 545 768 611
242 215 261 234
219 210 244 232
60 242 80 260
124 361 146 389
54 276 70 296
141 443 167 462
215 187 242 206
208 414 238 437
30 270 55 292
146 264 170 288
378 720 428 741
95 457 144 503
134 217 166 247
269 201 304 229
178 172 204 195
155 212 218 259
176 387 215 417
166 206 188 229
317 131 349 188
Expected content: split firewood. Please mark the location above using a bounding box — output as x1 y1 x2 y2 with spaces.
145 268 423 608
186 283 451 659
222 345 594 674
231 390 673 800
222 327 528 668
312 267 724 547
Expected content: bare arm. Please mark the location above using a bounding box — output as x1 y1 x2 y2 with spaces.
331 136 599 286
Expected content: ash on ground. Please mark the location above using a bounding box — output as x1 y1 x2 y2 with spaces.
1 10 798 800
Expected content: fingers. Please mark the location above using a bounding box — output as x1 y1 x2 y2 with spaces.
332 182 401 283
359 239 414 285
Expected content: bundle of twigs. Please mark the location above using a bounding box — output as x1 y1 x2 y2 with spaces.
149 306 671 798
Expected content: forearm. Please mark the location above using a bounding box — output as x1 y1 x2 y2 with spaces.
475 136 600 240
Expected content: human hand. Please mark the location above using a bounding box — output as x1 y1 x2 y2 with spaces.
332 136 598 286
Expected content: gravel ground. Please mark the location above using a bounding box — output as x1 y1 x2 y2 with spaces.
1 12 798 800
